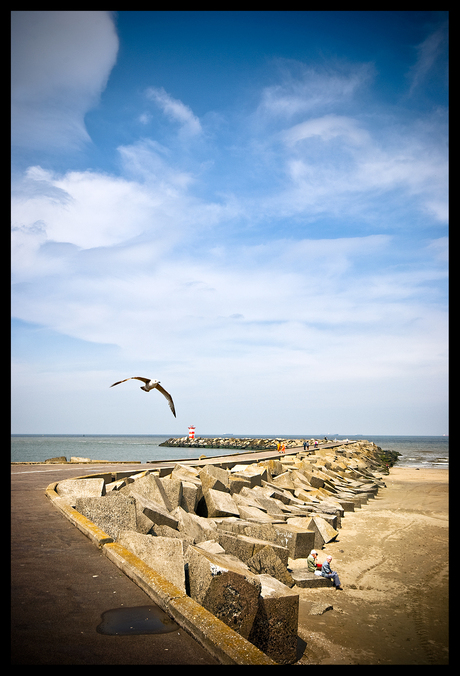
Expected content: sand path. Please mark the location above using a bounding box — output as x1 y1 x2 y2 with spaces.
293 467 449 665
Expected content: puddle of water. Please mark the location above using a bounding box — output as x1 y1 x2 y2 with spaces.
96 605 180 636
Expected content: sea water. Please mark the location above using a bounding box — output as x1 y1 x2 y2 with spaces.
10 434 448 468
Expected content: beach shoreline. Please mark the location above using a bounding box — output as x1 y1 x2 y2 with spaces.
294 467 449 665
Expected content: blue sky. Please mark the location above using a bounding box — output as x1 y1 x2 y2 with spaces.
11 11 448 435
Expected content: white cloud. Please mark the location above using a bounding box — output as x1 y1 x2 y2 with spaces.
117 139 195 188
11 11 118 150
257 61 374 119
282 114 370 147
11 135 216 262
11 214 443 377
12 168 154 251
262 111 448 225
145 86 202 136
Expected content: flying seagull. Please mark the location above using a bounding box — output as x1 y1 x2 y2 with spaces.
110 377 176 417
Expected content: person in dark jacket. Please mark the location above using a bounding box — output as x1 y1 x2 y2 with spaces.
321 555 343 590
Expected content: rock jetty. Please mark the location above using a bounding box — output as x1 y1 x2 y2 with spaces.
52 440 395 664
160 436 304 451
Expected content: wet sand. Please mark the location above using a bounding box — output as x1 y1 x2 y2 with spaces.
293 467 449 665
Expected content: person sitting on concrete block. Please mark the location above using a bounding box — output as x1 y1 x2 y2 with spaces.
321 555 343 590
307 549 318 573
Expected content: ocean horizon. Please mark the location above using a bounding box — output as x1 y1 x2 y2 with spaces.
11 433 448 469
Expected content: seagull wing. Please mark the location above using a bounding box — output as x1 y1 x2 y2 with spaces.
156 384 176 417
110 377 150 388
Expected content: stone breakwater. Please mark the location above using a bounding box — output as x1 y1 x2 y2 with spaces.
52 440 395 664
160 436 306 451
160 436 400 467
160 437 306 451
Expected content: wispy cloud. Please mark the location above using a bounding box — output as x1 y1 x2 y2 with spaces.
282 114 370 146
145 86 202 136
257 60 375 120
407 22 448 95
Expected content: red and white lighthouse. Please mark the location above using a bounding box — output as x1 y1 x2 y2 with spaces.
188 425 196 440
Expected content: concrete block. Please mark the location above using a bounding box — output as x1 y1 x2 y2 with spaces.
199 464 230 489
203 488 240 518
272 524 315 559
270 472 296 491
121 472 173 512
104 478 127 493
248 466 268 483
230 463 268 484
214 517 253 534
159 476 183 510
243 523 278 544
157 466 173 478
75 493 138 541
290 570 334 588
117 530 186 592
294 488 321 503
127 469 150 481
302 472 325 489
337 495 359 512
237 488 286 518
291 470 312 487
199 474 227 494
306 516 339 549
237 504 278 523
231 472 263 489
171 463 201 485
193 540 226 556
246 545 295 588
228 476 252 494
180 480 202 513
248 574 299 664
254 495 288 518
309 512 340 530
131 491 179 530
56 478 105 506
187 545 261 639
134 504 158 535
216 531 289 566
286 515 312 528
347 494 367 507
150 523 194 553
227 463 249 472
174 506 218 544
261 482 293 504
258 459 284 476
232 491 263 512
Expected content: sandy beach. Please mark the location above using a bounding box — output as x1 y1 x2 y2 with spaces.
293 467 449 665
